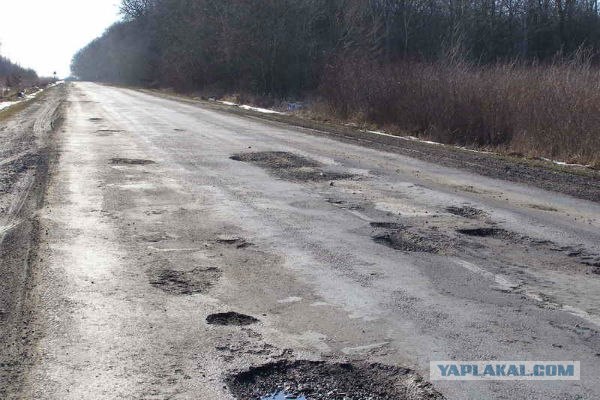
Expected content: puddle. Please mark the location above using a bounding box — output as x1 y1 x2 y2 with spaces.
110 158 156 165
227 360 442 400
149 267 221 295
446 205 487 219
206 312 259 326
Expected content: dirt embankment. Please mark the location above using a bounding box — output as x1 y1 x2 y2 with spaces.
0 84 66 397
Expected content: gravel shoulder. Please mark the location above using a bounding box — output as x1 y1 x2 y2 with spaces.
0 84 66 398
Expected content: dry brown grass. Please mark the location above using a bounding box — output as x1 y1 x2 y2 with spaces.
320 59 600 167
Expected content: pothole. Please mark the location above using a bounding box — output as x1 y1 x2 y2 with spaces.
370 222 406 230
527 203 558 212
110 158 156 165
456 227 507 237
217 235 253 248
96 129 123 136
89 117 103 122
326 198 345 205
149 267 221 295
446 206 487 219
231 151 321 169
206 312 259 326
227 360 442 400
277 168 353 182
231 151 353 182
373 231 439 253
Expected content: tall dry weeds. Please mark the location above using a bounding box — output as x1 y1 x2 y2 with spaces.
321 58 600 167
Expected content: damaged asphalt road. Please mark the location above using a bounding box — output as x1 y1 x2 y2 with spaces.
1 82 599 399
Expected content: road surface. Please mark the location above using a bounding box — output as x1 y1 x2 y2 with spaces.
2 82 600 399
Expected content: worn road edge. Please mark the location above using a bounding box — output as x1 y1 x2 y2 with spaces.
0 85 67 397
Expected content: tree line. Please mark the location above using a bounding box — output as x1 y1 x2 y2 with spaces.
72 0 600 97
1 54 38 92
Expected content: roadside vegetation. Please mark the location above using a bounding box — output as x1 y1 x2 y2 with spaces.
72 0 600 167
1 52 54 102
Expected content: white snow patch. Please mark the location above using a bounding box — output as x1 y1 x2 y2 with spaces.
218 100 284 114
540 157 591 168
239 104 283 114
0 84 59 112
0 101 19 111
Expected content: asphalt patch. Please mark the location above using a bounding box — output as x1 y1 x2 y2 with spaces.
110 158 156 165
227 360 442 400
149 267 221 295
446 206 487 219
231 151 354 182
206 312 259 326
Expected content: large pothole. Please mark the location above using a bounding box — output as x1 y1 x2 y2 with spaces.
227 360 442 400
149 267 221 295
373 230 439 253
456 227 507 238
231 151 353 182
206 312 259 326
231 151 321 169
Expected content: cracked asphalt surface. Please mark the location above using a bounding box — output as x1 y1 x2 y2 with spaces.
1 82 600 399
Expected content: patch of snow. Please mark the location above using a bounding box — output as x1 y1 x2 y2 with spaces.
218 100 284 114
366 130 443 146
0 84 55 112
239 104 283 114
540 157 591 168
0 101 19 111
365 129 591 166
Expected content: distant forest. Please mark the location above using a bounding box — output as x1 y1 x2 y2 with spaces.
72 0 600 95
72 1 600 167
1 54 38 91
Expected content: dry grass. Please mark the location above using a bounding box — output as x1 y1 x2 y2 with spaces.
320 59 600 167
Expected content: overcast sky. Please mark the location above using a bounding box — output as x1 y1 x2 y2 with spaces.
0 0 121 78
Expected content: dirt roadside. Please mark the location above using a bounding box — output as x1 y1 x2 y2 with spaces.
0 84 66 398
140 89 600 203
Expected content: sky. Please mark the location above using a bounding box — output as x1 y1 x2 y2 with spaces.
0 0 121 78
